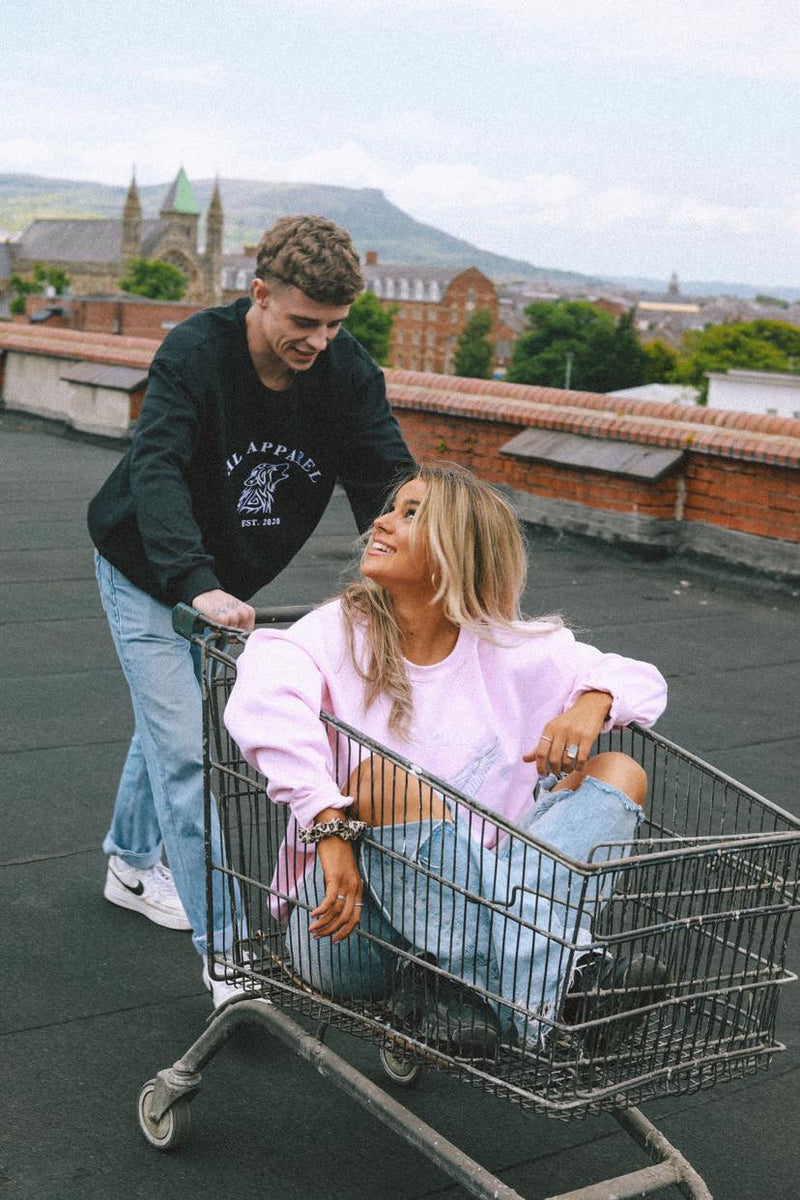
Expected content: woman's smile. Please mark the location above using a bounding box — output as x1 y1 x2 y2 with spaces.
361 479 428 589
367 538 395 555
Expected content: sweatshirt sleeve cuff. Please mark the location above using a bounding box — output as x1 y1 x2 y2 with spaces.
285 790 352 830
173 565 222 607
563 685 619 731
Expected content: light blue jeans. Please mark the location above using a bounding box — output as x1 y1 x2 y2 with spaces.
287 775 643 1044
94 552 231 956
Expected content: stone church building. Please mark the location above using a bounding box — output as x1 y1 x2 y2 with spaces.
6 168 223 306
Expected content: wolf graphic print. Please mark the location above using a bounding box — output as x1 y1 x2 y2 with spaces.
237 462 290 516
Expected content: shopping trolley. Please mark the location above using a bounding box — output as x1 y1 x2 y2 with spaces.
137 604 800 1200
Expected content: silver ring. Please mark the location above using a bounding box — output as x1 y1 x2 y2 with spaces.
336 895 347 901
566 743 579 759
540 735 553 743
354 902 364 907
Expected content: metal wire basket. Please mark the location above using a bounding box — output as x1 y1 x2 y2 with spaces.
198 619 800 1120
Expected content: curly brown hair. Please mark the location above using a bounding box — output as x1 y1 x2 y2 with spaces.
254 214 364 304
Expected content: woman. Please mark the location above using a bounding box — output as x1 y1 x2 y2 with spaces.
224 464 667 1052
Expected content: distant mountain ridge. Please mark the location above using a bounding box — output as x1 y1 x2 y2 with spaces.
0 172 588 284
3 173 796 300
605 274 800 303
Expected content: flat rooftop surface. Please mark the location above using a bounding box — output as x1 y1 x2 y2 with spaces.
2 410 799 1200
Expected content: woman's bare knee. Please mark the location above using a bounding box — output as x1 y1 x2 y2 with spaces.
347 754 449 826
584 751 648 807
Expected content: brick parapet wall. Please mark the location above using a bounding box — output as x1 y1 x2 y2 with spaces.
394 407 681 518
386 372 800 467
24 294 203 341
384 370 800 558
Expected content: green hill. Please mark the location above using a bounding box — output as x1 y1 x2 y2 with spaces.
0 172 590 283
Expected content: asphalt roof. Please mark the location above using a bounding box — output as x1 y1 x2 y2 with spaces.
2 409 799 1200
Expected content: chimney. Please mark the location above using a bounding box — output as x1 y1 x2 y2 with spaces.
366 250 378 266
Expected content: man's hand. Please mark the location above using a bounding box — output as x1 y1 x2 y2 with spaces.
192 588 256 631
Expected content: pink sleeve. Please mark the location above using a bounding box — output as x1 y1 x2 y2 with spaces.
553 630 668 729
223 629 351 829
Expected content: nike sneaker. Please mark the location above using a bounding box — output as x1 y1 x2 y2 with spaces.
103 855 192 931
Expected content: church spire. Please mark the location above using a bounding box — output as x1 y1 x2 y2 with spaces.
204 175 224 305
122 167 141 262
208 175 223 216
160 166 201 216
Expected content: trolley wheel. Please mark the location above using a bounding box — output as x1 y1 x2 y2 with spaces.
137 1079 192 1150
379 1045 422 1087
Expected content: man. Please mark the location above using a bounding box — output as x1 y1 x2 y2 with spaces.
88 215 414 1004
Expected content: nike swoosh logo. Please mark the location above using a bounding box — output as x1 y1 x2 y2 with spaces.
111 869 144 896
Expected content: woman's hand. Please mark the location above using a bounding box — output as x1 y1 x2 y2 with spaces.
309 811 364 943
523 690 613 776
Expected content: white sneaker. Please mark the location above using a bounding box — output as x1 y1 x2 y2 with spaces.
202 957 250 1008
104 855 192 931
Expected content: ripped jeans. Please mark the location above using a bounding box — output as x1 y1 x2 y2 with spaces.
286 775 643 1043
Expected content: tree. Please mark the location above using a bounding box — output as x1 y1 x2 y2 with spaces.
506 300 648 392
452 308 493 379
755 294 789 310
643 338 679 383
343 290 395 364
33 263 72 294
603 309 650 391
673 319 800 402
119 257 187 301
9 263 72 314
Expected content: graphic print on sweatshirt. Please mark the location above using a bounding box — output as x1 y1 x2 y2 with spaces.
226 439 327 532
449 738 502 799
237 463 290 516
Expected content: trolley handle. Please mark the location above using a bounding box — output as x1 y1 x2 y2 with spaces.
172 601 313 641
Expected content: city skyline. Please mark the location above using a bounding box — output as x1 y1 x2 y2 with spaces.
4 0 798 288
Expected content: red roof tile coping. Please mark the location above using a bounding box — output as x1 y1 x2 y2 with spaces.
385 368 800 438
385 372 800 468
0 325 158 370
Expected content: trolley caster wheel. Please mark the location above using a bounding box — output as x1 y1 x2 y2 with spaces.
137 1079 192 1150
379 1046 422 1087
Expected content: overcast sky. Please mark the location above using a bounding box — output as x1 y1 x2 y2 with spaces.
3 0 798 287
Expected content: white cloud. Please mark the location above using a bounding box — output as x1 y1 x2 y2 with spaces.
131 60 228 87
582 186 660 230
391 162 521 211
784 196 800 233
669 197 771 235
0 138 58 174
260 142 395 190
384 161 660 236
0 123 244 188
314 0 800 80
516 174 587 225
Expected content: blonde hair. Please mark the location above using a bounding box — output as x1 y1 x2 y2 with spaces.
341 463 560 734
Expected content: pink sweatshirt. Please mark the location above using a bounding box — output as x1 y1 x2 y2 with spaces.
224 600 667 918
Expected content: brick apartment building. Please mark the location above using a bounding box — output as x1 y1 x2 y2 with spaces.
361 254 515 376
